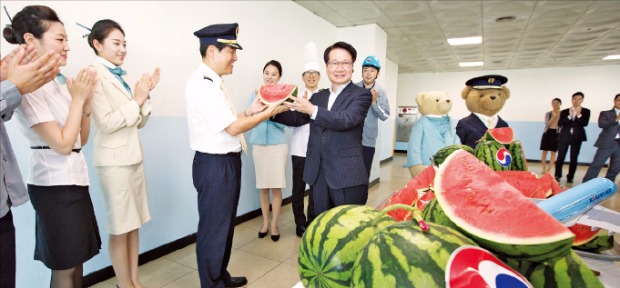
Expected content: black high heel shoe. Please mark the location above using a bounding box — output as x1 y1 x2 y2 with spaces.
271 226 280 242
258 227 269 238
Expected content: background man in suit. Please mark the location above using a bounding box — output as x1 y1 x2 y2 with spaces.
582 93 620 183
555 91 590 183
273 41 372 219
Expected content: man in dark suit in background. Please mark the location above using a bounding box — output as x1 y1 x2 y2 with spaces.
273 42 372 218
555 91 590 183
582 93 620 183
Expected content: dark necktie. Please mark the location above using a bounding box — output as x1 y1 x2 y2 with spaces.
107 67 132 95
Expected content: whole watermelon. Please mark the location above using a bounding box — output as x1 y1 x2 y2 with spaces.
431 145 475 167
500 250 604 288
421 198 458 231
298 205 396 288
474 140 512 171
351 221 477 288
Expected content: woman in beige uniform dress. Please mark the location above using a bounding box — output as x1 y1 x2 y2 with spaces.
87 19 160 288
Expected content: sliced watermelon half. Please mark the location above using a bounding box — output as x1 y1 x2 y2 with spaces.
496 171 552 199
434 150 575 261
258 84 298 104
380 165 435 221
484 127 514 144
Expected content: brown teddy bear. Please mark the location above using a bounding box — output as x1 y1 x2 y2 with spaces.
456 75 511 148
404 91 460 177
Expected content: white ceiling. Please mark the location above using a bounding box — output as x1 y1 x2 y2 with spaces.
293 0 620 73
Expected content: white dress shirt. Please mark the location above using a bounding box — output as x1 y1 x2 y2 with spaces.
290 87 317 157
185 63 241 154
15 79 89 186
474 112 498 129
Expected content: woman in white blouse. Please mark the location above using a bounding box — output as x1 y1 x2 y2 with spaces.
87 19 159 288
3 5 100 288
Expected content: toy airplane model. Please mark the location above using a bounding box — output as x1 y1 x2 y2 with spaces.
532 178 620 234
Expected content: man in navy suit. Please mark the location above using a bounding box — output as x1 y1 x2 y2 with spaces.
273 42 372 218
555 92 590 183
456 75 510 149
582 94 620 183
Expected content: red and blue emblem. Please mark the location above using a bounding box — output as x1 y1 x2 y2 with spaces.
446 246 532 288
495 148 512 167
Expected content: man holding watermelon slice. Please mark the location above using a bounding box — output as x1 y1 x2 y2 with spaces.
185 23 288 288
273 42 372 218
355 56 390 177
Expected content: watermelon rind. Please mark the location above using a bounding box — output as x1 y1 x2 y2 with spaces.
298 205 396 288
434 150 575 262
421 198 458 231
351 222 477 288
431 144 475 167
573 230 614 252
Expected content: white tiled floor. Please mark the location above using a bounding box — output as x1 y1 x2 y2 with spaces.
90 153 620 288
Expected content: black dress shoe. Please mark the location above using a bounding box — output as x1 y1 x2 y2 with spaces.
223 276 248 287
296 226 305 237
258 230 268 238
271 233 280 242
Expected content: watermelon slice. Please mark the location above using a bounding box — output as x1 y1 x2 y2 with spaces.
380 165 435 221
568 223 601 246
496 171 552 199
434 150 575 261
258 84 298 104
484 127 514 144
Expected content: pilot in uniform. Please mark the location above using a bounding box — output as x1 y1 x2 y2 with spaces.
185 23 287 288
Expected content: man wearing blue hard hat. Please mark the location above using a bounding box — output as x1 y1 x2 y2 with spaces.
185 23 288 288
355 56 390 177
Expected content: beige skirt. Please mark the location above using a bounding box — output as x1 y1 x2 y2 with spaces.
96 162 151 235
252 143 288 189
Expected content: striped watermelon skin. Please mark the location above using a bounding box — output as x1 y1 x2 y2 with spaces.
298 205 396 288
421 198 458 231
431 145 475 167
351 222 477 288
574 231 614 252
474 140 511 171
508 140 528 171
500 250 604 288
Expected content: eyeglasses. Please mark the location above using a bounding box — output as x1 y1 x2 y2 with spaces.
327 61 353 69
303 71 320 77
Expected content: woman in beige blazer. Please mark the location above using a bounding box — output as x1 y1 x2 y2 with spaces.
87 19 159 288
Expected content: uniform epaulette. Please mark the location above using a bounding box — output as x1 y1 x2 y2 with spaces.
203 76 213 82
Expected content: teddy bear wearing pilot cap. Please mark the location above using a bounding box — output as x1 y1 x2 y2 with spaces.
456 75 510 149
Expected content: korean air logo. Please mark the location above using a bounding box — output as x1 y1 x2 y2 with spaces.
446 246 532 288
495 148 512 167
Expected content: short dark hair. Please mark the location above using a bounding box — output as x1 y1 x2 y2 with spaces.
263 60 282 76
614 94 620 101
2 5 62 45
88 19 125 55
199 42 227 57
323 41 357 64
552 98 562 104
572 91 584 99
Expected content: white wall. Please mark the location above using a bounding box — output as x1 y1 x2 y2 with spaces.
397 65 620 162
397 65 620 121
0 1 389 286
380 59 399 161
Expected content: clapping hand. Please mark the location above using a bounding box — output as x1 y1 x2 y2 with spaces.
134 73 151 106
2 45 61 94
67 67 98 104
371 88 378 104
148 67 160 91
